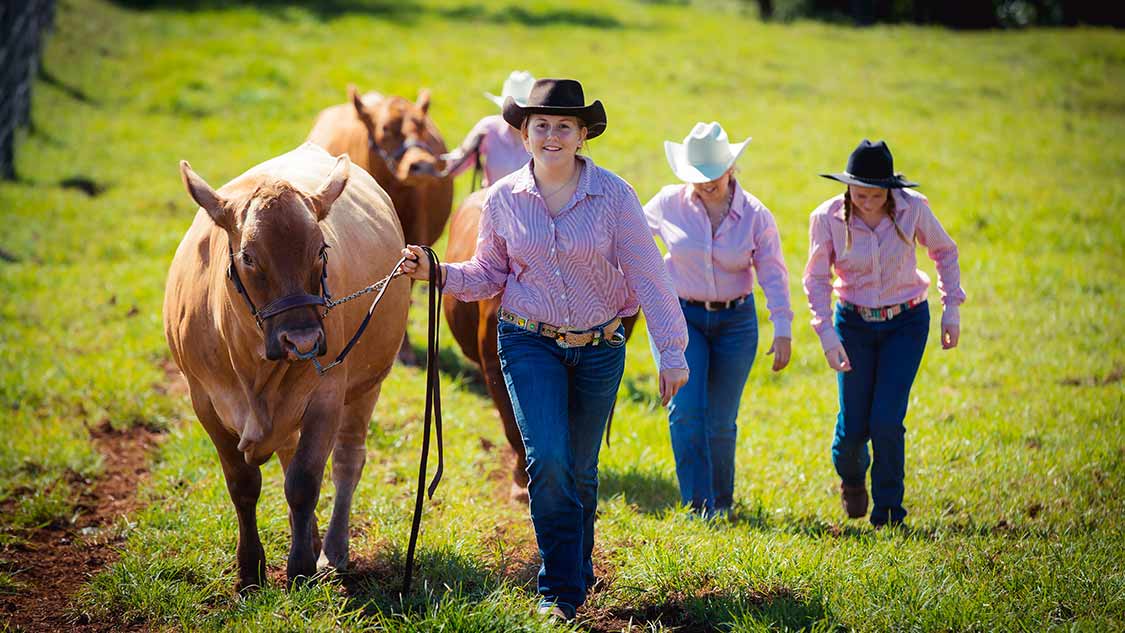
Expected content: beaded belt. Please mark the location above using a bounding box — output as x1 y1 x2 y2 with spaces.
497 307 623 348
681 294 749 312
839 296 926 322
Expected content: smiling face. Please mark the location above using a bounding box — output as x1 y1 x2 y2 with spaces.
691 168 734 205
522 114 587 169
848 184 889 215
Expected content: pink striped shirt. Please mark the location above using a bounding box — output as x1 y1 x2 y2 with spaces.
802 188 966 352
441 155 689 370
446 115 531 187
644 180 794 338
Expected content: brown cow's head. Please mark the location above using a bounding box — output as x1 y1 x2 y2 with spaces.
178 156 351 362
350 85 444 184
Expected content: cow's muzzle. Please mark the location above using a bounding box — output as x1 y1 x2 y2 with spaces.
279 327 327 362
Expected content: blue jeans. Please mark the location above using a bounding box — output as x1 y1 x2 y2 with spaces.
654 295 758 514
496 320 627 615
832 300 929 525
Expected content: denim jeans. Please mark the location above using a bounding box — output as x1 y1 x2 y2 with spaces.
832 300 929 526
496 319 627 615
652 295 758 514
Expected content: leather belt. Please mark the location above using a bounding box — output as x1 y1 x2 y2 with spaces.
497 307 623 348
839 295 926 322
681 294 749 312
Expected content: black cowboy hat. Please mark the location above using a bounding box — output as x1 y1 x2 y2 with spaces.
820 139 919 189
502 78 607 139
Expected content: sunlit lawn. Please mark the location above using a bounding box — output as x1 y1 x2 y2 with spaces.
1 0 1123 630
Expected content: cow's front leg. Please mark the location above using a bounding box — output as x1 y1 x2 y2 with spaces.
284 396 342 587
194 393 267 594
321 384 381 570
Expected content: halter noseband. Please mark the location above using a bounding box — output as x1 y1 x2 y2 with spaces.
227 244 332 330
367 128 439 176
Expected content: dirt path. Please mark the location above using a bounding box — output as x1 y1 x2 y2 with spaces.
0 420 164 632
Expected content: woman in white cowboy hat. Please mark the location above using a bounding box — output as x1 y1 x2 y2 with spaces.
402 78 689 621
803 139 965 528
644 121 794 519
441 71 534 188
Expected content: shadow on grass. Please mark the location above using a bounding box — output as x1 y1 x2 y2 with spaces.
599 465 679 515
584 586 827 633
339 546 505 616
108 0 624 28
437 4 623 29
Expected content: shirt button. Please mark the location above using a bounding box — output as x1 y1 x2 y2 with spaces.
549 222 555 229
560 294 566 300
550 247 556 253
555 270 561 276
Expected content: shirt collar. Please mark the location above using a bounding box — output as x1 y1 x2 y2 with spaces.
511 154 603 198
682 178 746 220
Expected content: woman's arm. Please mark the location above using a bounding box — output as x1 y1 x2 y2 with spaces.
914 198 965 348
802 210 841 353
403 195 509 301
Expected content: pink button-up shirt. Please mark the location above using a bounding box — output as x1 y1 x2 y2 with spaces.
644 181 793 339
447 115 531 187
442 155 689 370
802 188 966 352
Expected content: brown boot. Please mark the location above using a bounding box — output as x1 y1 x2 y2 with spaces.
840 482 868 519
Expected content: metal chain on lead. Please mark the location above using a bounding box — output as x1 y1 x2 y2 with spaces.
321 265 405 317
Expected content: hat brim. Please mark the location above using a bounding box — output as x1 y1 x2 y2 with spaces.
485 91 526 109
502 97 607 139
820 172 919 189
664 137 751 184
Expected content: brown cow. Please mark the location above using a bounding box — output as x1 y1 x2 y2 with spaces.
443 192 636 502
308 86 453 364
163 142 409 591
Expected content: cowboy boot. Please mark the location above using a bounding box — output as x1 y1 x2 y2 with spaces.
840 482 868 519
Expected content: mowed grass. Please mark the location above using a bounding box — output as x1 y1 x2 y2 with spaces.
1 0 1123 630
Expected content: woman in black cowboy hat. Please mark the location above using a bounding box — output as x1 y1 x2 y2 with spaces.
802 139 966 528
401 78 689 620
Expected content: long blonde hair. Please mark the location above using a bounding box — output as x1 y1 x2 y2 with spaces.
842 188 911 252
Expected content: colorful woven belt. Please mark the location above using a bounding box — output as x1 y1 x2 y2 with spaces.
839 296 926 322
497 307 623 348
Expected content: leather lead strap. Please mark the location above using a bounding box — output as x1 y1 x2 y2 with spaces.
403 246 444 594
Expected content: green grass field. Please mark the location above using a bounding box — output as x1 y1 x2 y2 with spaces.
1 0 1123 630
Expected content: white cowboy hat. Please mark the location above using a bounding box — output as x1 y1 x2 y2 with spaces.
664 122 751 184
485 71 536 109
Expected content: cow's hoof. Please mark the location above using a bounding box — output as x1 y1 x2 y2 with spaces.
509 482 530 504
237 578 265 596
317 550 348 573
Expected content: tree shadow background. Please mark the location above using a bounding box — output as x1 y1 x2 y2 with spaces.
107 0 625 28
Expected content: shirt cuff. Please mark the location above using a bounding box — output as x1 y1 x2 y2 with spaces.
658 349 688 371
816 325 842 353
772 319 793 340
941 304 960 326
440 263 464 295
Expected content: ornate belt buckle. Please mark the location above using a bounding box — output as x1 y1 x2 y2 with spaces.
555 334 571 349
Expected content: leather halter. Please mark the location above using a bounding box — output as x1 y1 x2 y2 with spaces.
227 243 332 329
366 126 439 176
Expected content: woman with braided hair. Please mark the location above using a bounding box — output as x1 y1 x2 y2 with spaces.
803 139 966 528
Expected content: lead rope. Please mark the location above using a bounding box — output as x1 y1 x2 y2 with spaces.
402 245 444 594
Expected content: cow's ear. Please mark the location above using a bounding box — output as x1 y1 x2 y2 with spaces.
416 89 431 115
311 155 349 221
348 84 367 120
179 160 235 231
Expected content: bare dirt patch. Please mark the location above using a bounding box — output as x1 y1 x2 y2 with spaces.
0 421 163 632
